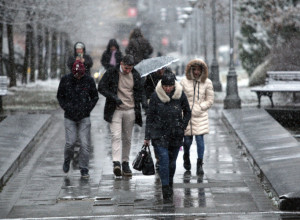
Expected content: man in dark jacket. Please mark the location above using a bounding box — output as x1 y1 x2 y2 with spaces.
57 60 99 179
67 42 93 76
98 55 143 177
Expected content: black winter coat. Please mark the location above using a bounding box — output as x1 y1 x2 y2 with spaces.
125 37 153 65
144 72 162 99
101 50 122 70
57 73 99 122
98 66 143 127
145 81 191 148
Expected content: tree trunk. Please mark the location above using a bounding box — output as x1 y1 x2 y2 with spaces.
44 27 49 80
29 24 35 82
59 32 65 78
0 22 3 76
37 23 44 80
50 31 57 79
7 23 16 87
22 22 31 84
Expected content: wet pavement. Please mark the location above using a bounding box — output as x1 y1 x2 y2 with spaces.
0 86 300 219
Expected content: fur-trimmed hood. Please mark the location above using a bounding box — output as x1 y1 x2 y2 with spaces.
185 59 208 83
155 80 182 103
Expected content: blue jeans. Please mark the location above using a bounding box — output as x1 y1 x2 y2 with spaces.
154 146 180 186
183 135 205 159
64 117 91 170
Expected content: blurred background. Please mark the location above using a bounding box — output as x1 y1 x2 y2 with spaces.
0 0 299 87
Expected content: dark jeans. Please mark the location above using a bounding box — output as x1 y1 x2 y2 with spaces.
154 146 180 186
183 135 205 159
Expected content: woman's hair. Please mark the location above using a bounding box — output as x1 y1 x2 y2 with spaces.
106 39 119 51
129 28 144 40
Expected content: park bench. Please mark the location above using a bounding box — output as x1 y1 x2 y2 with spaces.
251 71 300 108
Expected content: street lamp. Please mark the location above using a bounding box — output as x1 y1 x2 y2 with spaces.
224 0 241 109
210 0 222 92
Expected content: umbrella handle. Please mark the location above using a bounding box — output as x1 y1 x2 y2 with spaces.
150 75 155 87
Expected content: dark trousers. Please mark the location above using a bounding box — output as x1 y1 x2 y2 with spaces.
154 146 180 186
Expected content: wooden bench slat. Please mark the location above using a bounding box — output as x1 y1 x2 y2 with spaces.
250 71 300 108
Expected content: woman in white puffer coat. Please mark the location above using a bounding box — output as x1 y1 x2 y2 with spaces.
180 59 214 175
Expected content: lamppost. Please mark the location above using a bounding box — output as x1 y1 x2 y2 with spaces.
224 0 241 109
210 0 222 91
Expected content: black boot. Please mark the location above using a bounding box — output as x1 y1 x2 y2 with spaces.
183 153 191 171
169 179 173 197
113 161 122 177
162 185 173 203
122 161 132 176
197 158 204 175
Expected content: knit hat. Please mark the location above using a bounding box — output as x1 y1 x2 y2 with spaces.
72 60 85 77
75 42 85 49
161 71 175 86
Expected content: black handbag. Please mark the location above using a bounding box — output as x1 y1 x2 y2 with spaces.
132 145 148 171
142 145 155 175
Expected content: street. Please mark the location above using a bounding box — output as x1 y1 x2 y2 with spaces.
1 94 294 219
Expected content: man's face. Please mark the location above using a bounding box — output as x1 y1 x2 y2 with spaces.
76 48 84 55
121 62 133 74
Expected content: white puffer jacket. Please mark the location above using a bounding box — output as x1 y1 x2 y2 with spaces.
180 59 214 136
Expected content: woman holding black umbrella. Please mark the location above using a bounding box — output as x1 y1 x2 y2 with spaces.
144 70 191 203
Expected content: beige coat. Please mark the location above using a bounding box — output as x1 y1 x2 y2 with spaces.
180 59 214 136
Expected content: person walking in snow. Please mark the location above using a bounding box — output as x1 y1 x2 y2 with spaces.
98 54 143 177
67 42 93 76
101 39 123 70
180 59 214 175
144 70 191 203
57 60 99 179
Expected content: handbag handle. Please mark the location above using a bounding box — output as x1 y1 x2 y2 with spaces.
144 145 152 155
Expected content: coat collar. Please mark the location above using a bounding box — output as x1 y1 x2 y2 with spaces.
155 80 182 103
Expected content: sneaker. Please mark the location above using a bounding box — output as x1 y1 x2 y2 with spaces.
113 161 122 177
122 161 132 176
81 168 90 179
63 159 71 173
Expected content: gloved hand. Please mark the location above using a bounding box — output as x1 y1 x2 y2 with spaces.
115 97 123 107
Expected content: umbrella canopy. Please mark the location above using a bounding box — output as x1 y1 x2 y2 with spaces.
135 56 179 77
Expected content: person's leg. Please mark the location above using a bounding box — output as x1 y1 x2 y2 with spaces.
154 145 172 203
77 117 91 176
195 135 205 159
183 136 193 170
121 109 135 176
63 118 78 173
110 110 123 176
195 135 205 175
168 147 180 188
154 146 169 186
